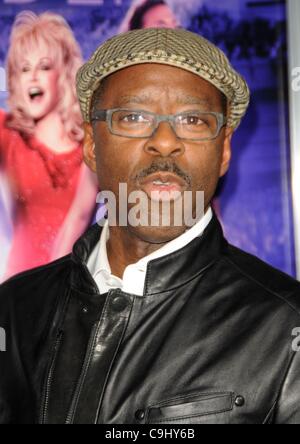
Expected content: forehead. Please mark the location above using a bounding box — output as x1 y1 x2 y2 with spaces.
98 64 223 107
143 4 175 19
16 37 56 67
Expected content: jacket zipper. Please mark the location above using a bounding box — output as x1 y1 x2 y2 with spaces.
63 261 100 423
65 322 99 424
65 290 114 424
39 330 63 424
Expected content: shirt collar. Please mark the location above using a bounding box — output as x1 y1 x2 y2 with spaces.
88 207 213 279
87 220 111 277
135 207 213 272
72 210 226 296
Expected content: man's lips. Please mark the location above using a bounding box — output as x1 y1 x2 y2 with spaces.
138 172 188 201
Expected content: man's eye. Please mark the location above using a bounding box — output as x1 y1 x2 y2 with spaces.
21 66 30 73
40 65 51 71
121 113 146 123
182 115 204 125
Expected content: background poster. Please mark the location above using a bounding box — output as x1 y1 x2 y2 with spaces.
0 0 295 280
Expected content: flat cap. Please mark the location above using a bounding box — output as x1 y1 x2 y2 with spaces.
76 28 250 129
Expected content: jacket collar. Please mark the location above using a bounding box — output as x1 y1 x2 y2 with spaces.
70 214 227 296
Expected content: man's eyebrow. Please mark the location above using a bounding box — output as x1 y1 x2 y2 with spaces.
175 95 212 106
117 94 213 107
118 95 156 106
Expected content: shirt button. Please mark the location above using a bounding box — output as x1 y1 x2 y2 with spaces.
111 295 128 312
135 409 145 421
235 396 245 407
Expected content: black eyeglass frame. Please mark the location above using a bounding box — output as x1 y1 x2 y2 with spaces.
91 108 227 141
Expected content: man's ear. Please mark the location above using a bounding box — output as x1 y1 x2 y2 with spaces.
83 122 97 173
219 127 233 178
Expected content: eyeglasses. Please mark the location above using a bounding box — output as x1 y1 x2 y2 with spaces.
91 108 227 141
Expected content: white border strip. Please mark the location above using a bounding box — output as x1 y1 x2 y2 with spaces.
287 0 300 279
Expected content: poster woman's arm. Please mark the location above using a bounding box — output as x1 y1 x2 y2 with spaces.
0 110 7 164
50 163 99 260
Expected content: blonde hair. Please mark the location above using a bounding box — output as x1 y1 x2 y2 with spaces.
6 11 84 142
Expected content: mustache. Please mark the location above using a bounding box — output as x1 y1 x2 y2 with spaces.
133 160 192 187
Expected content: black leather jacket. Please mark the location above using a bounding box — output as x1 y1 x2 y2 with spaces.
1 215 300 424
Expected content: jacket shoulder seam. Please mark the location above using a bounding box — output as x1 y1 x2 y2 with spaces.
1 255 72 287
223 256 300 316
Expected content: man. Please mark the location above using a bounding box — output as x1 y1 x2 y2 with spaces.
0 28 300 425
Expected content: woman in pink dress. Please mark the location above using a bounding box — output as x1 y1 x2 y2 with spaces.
0 11 98 280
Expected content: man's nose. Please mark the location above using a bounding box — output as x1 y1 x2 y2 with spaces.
143 121 185 158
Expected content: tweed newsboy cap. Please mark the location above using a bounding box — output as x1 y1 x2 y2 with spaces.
76 28 250 129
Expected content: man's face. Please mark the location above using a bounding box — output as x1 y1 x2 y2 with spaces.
84 64 232 244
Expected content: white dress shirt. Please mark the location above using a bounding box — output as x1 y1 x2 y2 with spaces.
87 207 213 296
